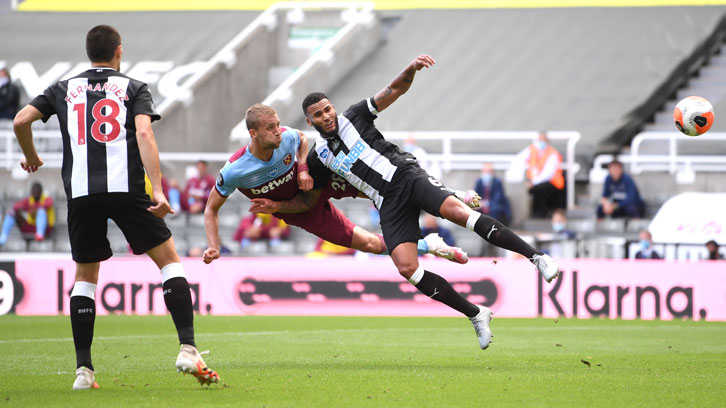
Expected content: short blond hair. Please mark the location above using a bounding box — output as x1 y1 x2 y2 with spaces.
246 103 277 131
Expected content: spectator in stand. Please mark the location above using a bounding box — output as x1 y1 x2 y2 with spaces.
144 173 181 214
473 162 512 226
705 239 724 260
550 209 576 240
0 182 55 248
515 131 565 218
597 159 645 219
167 178 183 214
233 212 290 250
635 229 661 259
421 213 456 247
0 67 20 120
183 160 216 214
537 209 576 258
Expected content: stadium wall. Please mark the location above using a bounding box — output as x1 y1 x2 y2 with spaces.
1 257 724 321
601 13 726 152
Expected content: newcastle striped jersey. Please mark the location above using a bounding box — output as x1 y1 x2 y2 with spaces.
310 97 416 209
29 67 160 199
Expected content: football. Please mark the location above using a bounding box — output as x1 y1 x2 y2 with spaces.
673 96 714 136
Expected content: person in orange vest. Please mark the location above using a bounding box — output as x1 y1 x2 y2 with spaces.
0 181 55 247
517 132 565 218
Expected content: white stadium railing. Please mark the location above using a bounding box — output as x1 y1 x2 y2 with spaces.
590 131 726 183
1 126 580 206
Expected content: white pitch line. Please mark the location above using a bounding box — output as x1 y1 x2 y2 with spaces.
0 324 719 345
0 328 452 344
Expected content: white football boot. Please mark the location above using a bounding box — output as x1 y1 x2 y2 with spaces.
454 190 481 209
176 344 219 386
72 366 99 390
532 253 560 283
469 305 494 350
423 233 469 264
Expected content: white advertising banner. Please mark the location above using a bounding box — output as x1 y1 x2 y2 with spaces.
649 192 726 244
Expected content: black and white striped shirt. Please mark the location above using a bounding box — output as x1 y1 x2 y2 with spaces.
310 97 416 209
30 67 160 199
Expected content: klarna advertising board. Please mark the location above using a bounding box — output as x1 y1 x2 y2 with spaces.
0 257 724 321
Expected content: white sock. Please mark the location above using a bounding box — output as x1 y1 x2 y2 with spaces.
160 262 186 283
70 281 97 300
407 266 425 285
466 212 480 231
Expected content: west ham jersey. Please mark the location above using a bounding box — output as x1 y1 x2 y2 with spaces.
309 97 417 209
29 67 160 200
216 127 304 201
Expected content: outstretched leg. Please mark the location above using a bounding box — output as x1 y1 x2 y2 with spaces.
390 243 493 349
349 226 468 263
146 238 219 385
438 196 560 282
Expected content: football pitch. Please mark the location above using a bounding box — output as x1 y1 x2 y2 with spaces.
1 315 724 407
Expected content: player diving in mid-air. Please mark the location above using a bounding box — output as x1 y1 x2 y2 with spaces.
202 103 475 265
250 54 561 350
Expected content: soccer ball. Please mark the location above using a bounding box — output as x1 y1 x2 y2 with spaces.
673 96 714 136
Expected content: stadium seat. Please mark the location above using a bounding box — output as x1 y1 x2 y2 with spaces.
54 206 68 225
54 239 72 253
174 238 189 255
165 214 187 229
269 241 295 255
187 214 205 228
241 241 268 255
596 218 626 233
27 240 53 252
626 219 652 233
569 218 596 234
295 237 318 254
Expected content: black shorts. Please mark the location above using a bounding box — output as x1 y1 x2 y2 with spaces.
67 192 172 263
378 165 454 253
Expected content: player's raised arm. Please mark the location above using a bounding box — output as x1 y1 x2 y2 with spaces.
203 187 228 264
135 114 173 218
296 130 313 191
249 189 322 214
373 54 435 113
13 105 45 172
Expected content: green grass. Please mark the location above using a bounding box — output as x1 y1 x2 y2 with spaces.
0 315 724 407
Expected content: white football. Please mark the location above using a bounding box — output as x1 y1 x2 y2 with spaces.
673 96 714 136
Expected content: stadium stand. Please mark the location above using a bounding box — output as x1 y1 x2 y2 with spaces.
309 7 726 159
2 3 726 259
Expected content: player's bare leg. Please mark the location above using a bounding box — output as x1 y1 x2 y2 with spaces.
349 226 384 253
390 243 492 349
146 238 219 385
438 196 560 282
349 226 468 263
70 262 101 389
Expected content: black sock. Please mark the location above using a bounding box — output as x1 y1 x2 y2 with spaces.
473 214 542 259
70 296 95 371
163 277 196 347
415 271 479 318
